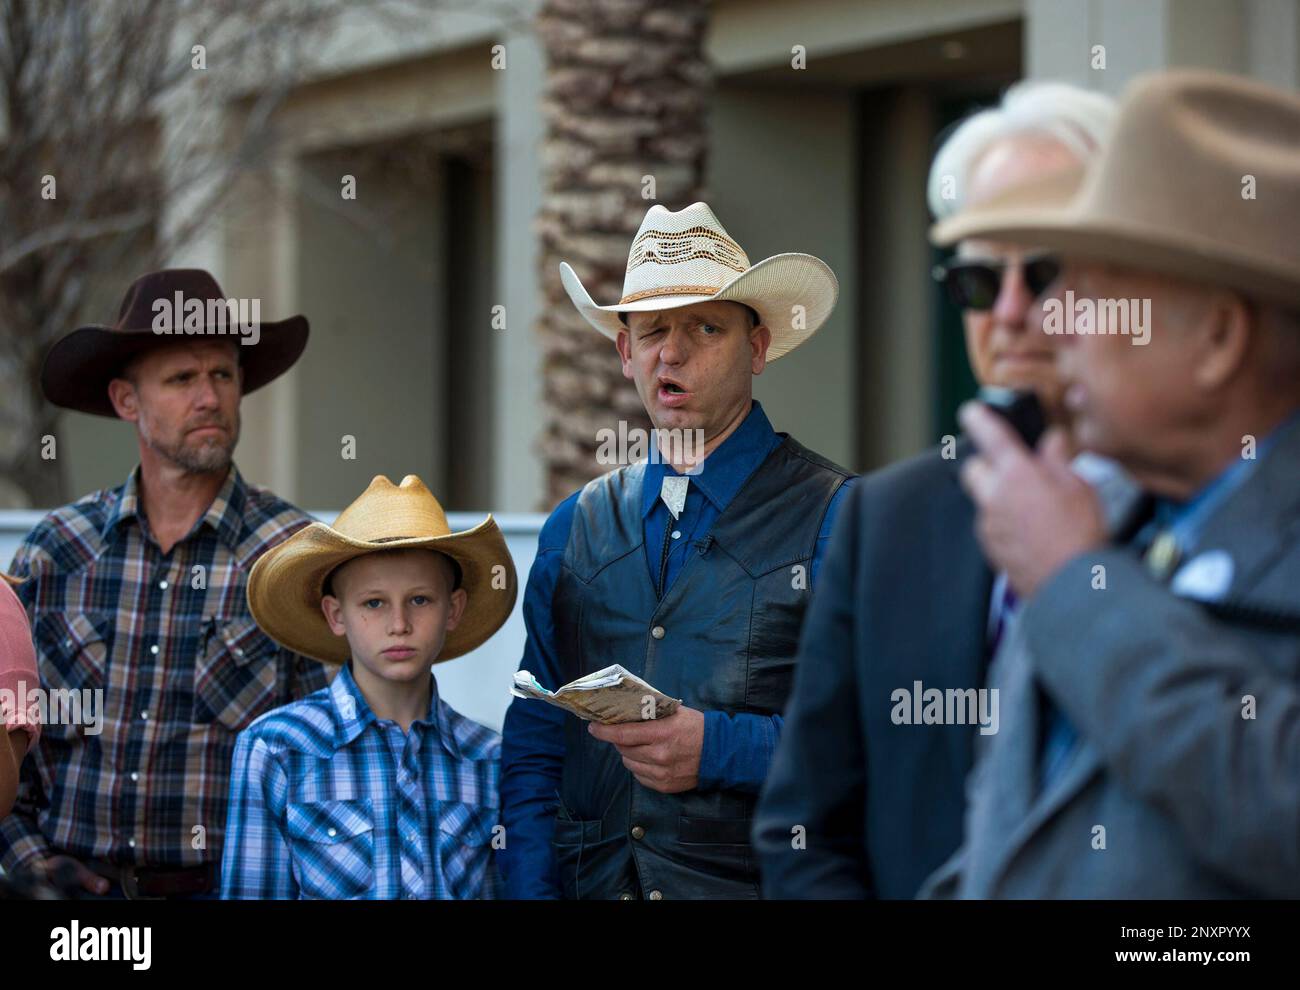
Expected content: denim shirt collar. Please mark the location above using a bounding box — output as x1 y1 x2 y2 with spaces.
329 660 461 759
639 399 779 518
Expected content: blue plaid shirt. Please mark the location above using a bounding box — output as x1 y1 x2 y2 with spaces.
220 661 502 899
0 463 329 874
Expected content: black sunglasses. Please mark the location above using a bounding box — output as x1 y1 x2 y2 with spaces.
932 254 1062 311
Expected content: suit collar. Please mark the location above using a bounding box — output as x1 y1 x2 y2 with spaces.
640 400 779 518
1183 413 1300 608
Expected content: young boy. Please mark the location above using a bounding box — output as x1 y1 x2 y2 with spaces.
220 474 517 899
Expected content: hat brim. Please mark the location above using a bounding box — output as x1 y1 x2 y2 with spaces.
246 515 519 666
930 167 1300 307
41 316 310 417
560 252 839 361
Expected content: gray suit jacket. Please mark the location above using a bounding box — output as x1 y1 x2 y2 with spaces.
922 418 1300 899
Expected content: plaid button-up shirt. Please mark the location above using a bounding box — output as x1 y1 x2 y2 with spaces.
220 662 501 899
0 463 329 874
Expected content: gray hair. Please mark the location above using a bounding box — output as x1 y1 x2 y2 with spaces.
927 80 1117 219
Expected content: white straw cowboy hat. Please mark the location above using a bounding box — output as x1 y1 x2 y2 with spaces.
560 201 839 359
931 70 1300 308
247 475 518 666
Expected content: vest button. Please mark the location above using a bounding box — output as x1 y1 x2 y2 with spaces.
619 892 634 900
631 825 645 840
651 625 665 640
648 889 663 900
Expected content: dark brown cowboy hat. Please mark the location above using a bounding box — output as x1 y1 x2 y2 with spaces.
41 268 309 417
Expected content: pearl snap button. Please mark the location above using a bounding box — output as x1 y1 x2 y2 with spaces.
651 626 665 639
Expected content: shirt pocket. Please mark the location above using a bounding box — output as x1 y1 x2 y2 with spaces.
32 612 110 742
193 616 281 732
438 801 498 900
285 798 376 900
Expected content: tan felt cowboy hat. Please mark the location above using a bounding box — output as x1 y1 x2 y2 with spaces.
560 201 839 359
247 475 518 665
931 70 1300 308
42 268 309 417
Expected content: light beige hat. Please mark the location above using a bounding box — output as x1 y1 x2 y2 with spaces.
560 201 839 359
931 70 1300 308
246 475 518 665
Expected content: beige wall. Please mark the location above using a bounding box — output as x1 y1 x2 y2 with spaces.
291 150 444 510
47 0 1300 510
707 85 858 469
1026 0 1300 91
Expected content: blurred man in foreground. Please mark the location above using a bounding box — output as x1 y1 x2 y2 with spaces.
754 82 1119 898
924 69 1300 898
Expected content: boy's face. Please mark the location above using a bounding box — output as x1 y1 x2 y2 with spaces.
320 549 468 686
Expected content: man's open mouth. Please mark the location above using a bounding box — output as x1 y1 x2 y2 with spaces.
659 378 687 395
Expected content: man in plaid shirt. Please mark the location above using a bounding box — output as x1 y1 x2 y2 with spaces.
0 268 328 898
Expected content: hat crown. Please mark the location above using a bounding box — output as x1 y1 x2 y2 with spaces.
115 268 228 332
1081 70 1300 288
331 474 452 543
619 202 752 306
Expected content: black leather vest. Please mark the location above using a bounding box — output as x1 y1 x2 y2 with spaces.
552 435 851 899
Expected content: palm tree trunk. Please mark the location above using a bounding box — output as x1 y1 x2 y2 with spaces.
535 0 712 508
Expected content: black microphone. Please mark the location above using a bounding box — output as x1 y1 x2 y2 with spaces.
977 386 1047 448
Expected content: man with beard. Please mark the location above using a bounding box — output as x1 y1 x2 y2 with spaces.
0 269 329 899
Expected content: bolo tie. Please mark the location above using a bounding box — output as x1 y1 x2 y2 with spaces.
657 475 689 598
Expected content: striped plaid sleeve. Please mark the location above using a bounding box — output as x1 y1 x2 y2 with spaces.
220 728 297 899
0 756 52 874
291 652 333 697
482 846 504 900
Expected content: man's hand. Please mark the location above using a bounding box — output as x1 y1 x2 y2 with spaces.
41 854 111 895
588 706 705 794
958 401 1108 598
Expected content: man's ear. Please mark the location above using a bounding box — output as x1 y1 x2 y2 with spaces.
1194 292 1252 392
107 377 140 422
749 323 772 376
321 595 347 636
615 328 634 380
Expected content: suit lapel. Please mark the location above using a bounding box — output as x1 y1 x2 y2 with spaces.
938 443 995 775
969 616 1047 892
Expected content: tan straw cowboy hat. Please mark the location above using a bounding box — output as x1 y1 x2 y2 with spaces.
931 70 1300 308
247 475 518 665
561 201 839 359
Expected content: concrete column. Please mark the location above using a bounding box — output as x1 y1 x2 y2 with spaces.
493 27 546 512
